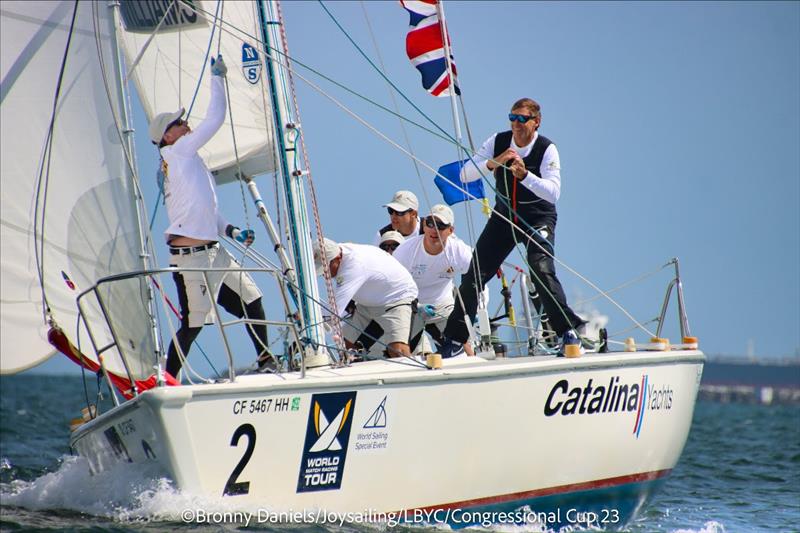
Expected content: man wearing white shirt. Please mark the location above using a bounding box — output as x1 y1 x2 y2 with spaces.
439 98 585 357
314 238 418 358
149 55 272 377
393 205 472 355
373 190 422 245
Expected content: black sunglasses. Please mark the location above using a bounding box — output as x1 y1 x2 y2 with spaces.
508 113 537 124
387 207 411 216
379 242 400 252
424 217 450 231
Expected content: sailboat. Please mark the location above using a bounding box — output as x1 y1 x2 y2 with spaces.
0 0 704 528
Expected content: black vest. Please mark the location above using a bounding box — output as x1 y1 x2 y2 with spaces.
493 131 557 226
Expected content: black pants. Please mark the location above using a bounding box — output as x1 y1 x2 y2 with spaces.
442 213 584 343
166 273 268 377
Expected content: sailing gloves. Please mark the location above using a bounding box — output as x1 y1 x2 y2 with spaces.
226 224 255 245
210 54 227 77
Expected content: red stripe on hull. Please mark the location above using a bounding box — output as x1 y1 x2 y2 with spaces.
414 469 673 512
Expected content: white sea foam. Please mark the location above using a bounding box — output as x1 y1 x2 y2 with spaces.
672 521 726 533
0 455 260 523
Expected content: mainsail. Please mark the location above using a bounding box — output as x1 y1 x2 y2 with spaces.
116 0 276 184
1 1 156 378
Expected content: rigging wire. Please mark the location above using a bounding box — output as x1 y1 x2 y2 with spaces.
165 1 659 342
270 0 344 354
33 0 80 323
358 1 424 184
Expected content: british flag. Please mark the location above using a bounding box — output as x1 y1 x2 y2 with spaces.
400 0 460 97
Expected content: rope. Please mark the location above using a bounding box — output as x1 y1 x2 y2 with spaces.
272 0 344 354
172 0 659 341
186 0 221 119
282 64 656 338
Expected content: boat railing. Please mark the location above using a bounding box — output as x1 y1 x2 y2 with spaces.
656 258 692 340
75 265 307 400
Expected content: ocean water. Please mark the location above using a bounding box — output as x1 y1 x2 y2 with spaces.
1 374 798 532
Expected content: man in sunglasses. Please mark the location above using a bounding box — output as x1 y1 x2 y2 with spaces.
374 190 423 244
148 55 274 378
439 98 586 357
393 205 474 356
313 238 418 358
379 230 405 254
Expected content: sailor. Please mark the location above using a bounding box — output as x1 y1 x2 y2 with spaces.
438 98 585 357
148 55 273 378
313 238 418 358
378 230 405 254
392 204 473 355
373 190 423 245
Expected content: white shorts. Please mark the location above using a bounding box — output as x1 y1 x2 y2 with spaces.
170 245 261 328
342 298 414 347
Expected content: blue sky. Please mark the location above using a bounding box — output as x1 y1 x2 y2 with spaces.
31 1 799 374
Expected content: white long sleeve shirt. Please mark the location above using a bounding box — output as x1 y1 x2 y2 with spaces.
161 75 228 241
332 243 418 317
460 131 562 204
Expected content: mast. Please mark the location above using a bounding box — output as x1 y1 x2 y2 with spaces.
258 0 329 368
435 0 493 351
106 0 163 384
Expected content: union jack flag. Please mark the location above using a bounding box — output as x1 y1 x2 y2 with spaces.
400 0 460 97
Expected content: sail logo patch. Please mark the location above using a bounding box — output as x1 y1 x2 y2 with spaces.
241 43 261 84
297 391 356 492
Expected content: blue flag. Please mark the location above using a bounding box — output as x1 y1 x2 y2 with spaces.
434 159 486 206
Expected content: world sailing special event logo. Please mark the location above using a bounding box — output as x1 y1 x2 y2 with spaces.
297 392 357 492
543 375 674 438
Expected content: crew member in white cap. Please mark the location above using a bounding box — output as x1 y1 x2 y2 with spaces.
393 205 473 356
314 238 418 358
149 55 273 378
378 230 405 254
374 190 422 244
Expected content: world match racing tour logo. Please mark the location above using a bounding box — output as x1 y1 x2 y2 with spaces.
544 375 674 438
297 392 357 493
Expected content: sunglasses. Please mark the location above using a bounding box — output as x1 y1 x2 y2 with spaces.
387 207 411 216
424 217 450 231
508 113 537 124
379 242 400 252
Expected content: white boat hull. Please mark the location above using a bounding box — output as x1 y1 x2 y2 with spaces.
71 351 703 528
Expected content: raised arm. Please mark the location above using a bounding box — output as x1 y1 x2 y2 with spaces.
172 67 227 156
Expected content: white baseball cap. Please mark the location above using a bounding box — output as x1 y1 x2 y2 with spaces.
428 204 454 226
148 108 185 144
380 230 405 246
382 190 419 212
312 237 341 276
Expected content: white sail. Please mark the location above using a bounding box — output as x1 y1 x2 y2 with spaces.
0 1 155 378
116 0 275 183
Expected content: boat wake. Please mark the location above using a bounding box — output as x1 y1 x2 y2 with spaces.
0 455 576 532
